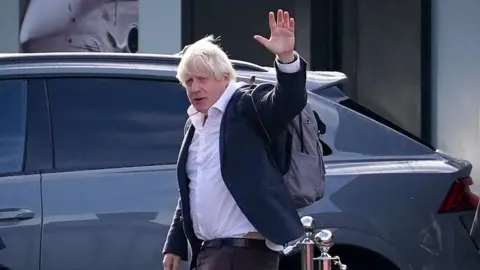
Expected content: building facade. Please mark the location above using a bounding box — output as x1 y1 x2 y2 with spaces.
0 0 479 187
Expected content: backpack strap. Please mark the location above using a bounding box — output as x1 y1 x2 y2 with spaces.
298 113 305 152
249 93 272 145
247 75 272 144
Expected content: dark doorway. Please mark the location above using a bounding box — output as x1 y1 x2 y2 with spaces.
182 0 296 66
332 0 430 140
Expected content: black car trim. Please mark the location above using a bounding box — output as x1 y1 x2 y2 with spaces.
24 79 54 173
44 79 55 170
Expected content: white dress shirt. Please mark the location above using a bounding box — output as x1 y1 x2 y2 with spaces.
185 54 301 251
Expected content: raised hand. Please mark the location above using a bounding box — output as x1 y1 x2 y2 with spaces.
254 9 296 63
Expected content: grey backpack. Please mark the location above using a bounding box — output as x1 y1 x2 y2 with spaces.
249 82 326 209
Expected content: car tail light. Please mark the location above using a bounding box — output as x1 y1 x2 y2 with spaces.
439 177 479 213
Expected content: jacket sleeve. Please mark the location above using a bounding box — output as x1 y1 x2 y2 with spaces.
162 198 189 261
248 51 308 136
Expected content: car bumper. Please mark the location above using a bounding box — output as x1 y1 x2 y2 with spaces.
414 213 480 270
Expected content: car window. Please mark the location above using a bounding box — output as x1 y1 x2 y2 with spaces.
46 78 190 171
0 80 28 174
309 87 434 158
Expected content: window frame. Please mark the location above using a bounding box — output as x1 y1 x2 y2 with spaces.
24 79 54 174
43 75 189 172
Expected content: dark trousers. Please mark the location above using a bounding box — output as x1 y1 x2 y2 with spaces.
196 243 279 270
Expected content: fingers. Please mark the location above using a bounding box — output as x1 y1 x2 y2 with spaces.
268 12 276 32
163 255 173 270
283 11 289 28
271 9 294 29
163 260 171 270
163 254 180 270
277 10 284 27
289 18 295 32
172 257 180 270
258 9 295 41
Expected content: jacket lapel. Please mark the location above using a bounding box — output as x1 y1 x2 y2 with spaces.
177 123 195 192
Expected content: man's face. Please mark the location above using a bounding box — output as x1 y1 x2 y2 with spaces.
184 66 230 114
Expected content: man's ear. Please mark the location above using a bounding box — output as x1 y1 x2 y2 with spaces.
224 72 231 81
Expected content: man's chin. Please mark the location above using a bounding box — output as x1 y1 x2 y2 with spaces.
193 104 209 114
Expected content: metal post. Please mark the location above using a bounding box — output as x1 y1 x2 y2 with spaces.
314 230 334 270
282 215 317 270
282 215 347 270
314 229 347 270
299 216 316 270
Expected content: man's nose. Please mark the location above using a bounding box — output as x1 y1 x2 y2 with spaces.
191 80 201 93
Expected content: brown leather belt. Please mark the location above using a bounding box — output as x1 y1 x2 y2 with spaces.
201 238 269 250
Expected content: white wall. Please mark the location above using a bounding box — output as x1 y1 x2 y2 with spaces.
431 0 480 193
0 1 20 53
139 0 181 54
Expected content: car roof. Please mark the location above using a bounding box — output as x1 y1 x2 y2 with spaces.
0 52 347 91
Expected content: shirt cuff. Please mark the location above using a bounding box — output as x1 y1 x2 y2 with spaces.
275 51 301 73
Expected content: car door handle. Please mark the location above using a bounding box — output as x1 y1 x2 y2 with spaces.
0 208 35 221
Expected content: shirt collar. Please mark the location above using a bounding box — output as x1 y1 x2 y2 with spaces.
187 81 246 117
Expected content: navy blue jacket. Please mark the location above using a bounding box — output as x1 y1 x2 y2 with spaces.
163 57 308 269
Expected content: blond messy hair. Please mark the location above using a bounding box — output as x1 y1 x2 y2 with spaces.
176 35 236 86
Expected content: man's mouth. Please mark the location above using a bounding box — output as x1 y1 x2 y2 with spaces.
193 97 205 102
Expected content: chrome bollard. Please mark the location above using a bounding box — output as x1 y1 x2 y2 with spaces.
282 216 317 270
283 216 348 270
313 230 347 270
299 216 316 270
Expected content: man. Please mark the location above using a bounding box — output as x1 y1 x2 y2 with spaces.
163 9 307 270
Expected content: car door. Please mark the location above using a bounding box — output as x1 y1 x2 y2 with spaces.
0 79 47 270
40 77 191 270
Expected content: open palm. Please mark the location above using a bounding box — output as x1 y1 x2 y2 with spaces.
254 10 295 58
